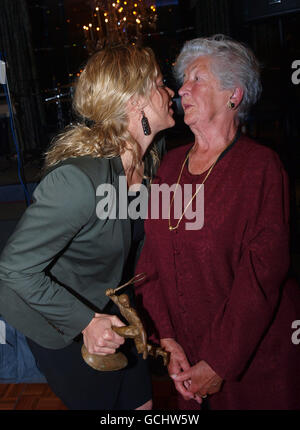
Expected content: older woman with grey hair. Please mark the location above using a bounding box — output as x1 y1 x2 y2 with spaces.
135 35 300 409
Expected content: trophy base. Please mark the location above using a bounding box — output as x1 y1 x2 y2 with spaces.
81 344 128 371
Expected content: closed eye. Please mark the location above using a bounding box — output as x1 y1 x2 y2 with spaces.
156 77 166 88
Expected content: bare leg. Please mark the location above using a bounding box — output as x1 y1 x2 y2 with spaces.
135 399 153 410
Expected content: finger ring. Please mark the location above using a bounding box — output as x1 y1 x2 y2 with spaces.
201 394 208 399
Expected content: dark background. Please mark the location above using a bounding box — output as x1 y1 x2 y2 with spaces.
1 1 300 154
0 0 300 253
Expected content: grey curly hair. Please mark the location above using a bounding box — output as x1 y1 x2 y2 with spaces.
174 34 262 121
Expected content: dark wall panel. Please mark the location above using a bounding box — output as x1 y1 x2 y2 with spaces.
242 0 300 21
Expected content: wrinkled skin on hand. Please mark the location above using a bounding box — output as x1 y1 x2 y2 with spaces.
161 338 223 404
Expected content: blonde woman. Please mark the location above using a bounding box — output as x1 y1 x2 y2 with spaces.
0 45 174 410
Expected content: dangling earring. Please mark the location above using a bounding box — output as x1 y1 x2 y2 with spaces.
227 100 235 109
141 111 151 136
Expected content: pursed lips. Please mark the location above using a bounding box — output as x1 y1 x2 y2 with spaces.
182 103 193 111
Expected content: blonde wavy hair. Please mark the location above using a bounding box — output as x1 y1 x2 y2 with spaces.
44 45 160 170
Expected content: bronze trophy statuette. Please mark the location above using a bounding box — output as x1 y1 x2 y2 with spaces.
81 274 170 371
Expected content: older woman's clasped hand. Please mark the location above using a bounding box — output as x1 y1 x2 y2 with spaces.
161 338 223 403
172 359 223 403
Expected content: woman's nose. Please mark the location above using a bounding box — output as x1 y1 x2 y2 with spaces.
167 86 175 98
178 81 189 96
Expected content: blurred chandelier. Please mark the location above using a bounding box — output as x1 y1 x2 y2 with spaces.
83 0 157 51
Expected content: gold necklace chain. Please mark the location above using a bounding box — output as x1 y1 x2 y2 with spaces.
168 146 217 231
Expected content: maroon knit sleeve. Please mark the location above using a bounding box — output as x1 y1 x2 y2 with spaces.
199 153 291 381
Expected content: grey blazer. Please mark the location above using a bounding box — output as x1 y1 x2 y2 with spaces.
0 139 165 349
